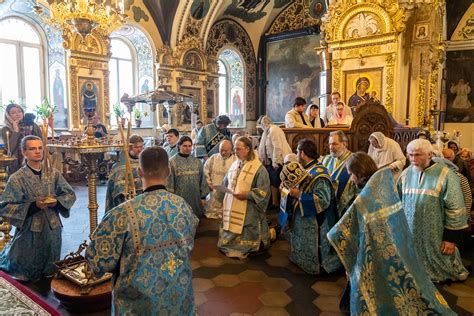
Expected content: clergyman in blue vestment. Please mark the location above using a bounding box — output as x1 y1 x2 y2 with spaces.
280 139 340 274
398 139 469 282
86 146 199 315
0 136 76 281
194 115 232 159
328 152 455 315
105 135 144 212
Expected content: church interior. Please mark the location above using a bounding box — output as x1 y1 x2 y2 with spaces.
0 0 474 315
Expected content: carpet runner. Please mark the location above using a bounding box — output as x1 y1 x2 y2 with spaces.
0 271 60 316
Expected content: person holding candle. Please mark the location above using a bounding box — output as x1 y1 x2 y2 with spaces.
1 103 42 175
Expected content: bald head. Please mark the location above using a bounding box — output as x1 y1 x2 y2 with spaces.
442 148 455 162
220 139 233 158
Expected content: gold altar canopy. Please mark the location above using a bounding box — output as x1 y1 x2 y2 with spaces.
322 0 406 115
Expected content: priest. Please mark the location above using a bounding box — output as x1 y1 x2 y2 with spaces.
194 115 232 159
216 136 271 259
105 135 144 212
0 135 76 281
86 146 198 314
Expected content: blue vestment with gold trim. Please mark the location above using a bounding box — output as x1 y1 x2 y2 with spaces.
284 161 341 274
0 166 76 281
328 168 455 315
322 152 356 217
194 123 231 158
86 189 199 315
105 154 143 213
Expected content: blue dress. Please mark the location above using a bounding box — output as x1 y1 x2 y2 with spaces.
0 166 76 281
86 187 199 315
328 168 456 315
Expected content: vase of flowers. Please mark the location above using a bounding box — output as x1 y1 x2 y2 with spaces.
132 108 148 128
113 103 126 128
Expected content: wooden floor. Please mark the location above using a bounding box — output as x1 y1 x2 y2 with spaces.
20 183 474 315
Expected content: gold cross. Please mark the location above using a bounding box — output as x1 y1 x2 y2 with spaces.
160 253 182 277
241 165 254 181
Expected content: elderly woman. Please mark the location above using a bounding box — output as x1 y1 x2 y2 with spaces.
1 103 41 174
258 115 292 209
367 132 406 172
305 104 325 128
216 136 271 259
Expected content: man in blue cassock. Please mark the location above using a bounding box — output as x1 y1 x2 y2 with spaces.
322 130 356 217
328 156 456 315
280 139 340 274
398 139 469 282
216 136 271 259
86 146 198 315
105 135 144 212
194 115 232 159
168 136 209 218
0 136 76 281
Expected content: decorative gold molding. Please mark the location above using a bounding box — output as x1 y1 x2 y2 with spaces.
267 0 321 35
417 78 426 127
385 54 396 113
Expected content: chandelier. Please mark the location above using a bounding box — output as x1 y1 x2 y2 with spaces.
34 0 126 38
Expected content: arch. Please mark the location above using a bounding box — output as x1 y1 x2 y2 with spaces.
205 19 256 120
335 4 393 41
182 49 205 71
217 47 245 127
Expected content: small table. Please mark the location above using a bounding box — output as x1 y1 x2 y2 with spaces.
51 278 111 312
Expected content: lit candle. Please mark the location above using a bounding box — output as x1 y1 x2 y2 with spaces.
5 130 10 156
121 0 124 14
106 5 110 17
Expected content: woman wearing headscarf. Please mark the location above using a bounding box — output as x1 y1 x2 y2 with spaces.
305 104 325 128
257 115 292 209
327 101 353 126
367 131 406 172
1 103 41 174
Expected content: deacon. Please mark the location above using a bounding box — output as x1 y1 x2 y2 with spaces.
216 136 271 259
168 136 209 217
281 139 340 274
194 115 232 159
328 152 455 315
163 128 179 158
322 131 356 216
0 135 76 281
398 139 469 282
203 140 235 219
86 147 198 315
105 135 144 212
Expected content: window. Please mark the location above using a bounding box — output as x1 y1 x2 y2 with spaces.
109 26 154 128
217 49 245 128
109 38 134 127
0 18 44 122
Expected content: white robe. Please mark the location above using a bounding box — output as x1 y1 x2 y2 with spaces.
203 153 236 218
368 133 406 172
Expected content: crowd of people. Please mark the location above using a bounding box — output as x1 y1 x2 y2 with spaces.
0 96 472 314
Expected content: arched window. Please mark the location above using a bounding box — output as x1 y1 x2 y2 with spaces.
110 26 154 128
218 49 245 128
0 17 44 122
109 37 134 127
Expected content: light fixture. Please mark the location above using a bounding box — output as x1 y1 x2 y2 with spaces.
34 0 126 38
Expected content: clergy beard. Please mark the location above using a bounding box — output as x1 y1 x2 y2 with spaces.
412 165 424 173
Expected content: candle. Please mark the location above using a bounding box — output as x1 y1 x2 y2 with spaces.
121 0 124 13
5 130 10 156
106 5 110 17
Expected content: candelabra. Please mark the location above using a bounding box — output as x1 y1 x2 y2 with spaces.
0 148 16 251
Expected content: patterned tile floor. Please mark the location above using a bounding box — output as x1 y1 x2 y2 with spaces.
20 184 474 315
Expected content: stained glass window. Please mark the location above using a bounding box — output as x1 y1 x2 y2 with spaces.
218 49 245 128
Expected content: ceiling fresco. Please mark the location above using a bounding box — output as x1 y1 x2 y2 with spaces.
223 0 293 23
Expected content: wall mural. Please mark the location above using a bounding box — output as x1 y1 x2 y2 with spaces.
206 20 257 120
446 0 472 40
265 33 321 123
224 0 276 23
124 0 150 23
445 50 474 123
267 0 322 35
190 0 210 20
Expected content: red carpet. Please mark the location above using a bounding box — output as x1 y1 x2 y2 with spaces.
0 271 60 316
